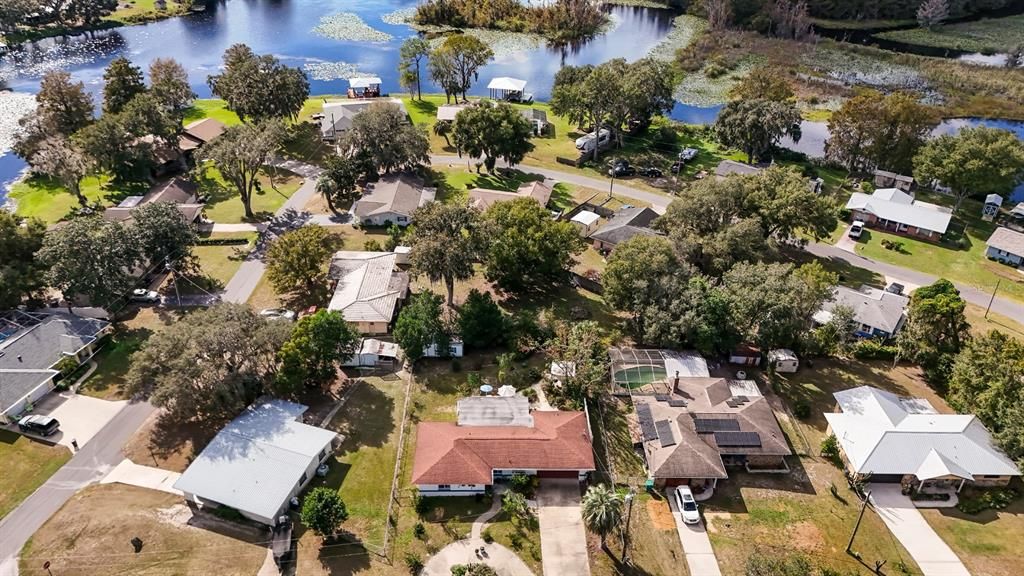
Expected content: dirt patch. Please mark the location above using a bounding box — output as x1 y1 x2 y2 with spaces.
787 520 825 552
122 411 217 473
703 511 731 533
646 498 676 531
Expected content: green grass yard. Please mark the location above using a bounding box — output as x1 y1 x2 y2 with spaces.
875 15 1024 54
9 175 147 224
195 165 302 223
0 430 70 520
922 499 1024 576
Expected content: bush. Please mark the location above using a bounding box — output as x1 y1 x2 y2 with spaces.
195 236 251 246
792 400 811 419
481 527 494 543
521 387 538 402
509 472 533 495
852 339 897 360
414 491 430 517
404 553 423 574
413 521 426 539
508 532 523 550
300 487 349 537
452 564 498 576
704 62 728 78
364 239 384 251
957 488 1019 514
821 434 842 466
54 356 81 378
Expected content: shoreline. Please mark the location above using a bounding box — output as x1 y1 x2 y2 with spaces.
0 3 190 48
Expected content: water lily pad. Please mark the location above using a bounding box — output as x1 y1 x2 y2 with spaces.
673 57 763 106
0 91 37 154
428 28 545 57
303 61 371 81
648 15 707 62
381 7 416 26
313 12 393 42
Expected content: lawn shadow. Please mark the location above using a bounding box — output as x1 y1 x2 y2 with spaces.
142 412 220 469
781 246 885 289
100 179 150 205
328 380 396 453
287 522 373 576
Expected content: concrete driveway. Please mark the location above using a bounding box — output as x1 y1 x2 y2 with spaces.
537 479 591 576
668 487 722 576
869 484 970 576
25 392 126 449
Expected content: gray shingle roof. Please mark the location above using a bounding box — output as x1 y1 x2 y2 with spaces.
986 227 1024 257
172 399 339 522
589 207 660 246
845 189 953 234
327 251 407 323
817 285 909 334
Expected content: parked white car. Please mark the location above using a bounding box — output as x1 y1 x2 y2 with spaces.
575 128 611 152
130 289 161 303
675 486 701 525
848 220 865 239
260 308 296 321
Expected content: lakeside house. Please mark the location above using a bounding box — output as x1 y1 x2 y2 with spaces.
320 98 408 141
178 118 227 153
174 399 339 526
824 386 1020 493
813 285 910 339
844 188 952 240
873 170 915 192
589 207 660 251
327 251 409 334
985 227 1024 266
348 76 382 99
102 177 205 225
468 180 552 211
714 160 763 179
0 310 110 424
352 174 436 227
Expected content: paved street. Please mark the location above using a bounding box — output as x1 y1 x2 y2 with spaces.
536 479 591 576
869 484 970 576
0 400 156 576
667 487 723 576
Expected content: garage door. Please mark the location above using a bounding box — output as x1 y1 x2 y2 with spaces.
869 474 903 483
537 470 579 479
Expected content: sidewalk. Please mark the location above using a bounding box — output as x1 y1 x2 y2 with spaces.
869 484 970 576
100 459 182 496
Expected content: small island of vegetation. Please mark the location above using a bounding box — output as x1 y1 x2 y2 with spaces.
413 0 607 43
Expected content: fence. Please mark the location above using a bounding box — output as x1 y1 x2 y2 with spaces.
570 272 604 295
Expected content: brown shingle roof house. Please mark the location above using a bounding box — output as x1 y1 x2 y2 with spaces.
468 180 553 211
179 118 228 152
102 178 204 224
411 409 595 495
632 377 791 493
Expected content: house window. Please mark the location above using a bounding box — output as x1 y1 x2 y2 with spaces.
300 472 308 484
860 324 873 333
364 219 372 225
981 475 1003 479
397 216 407 223
438 484 451 491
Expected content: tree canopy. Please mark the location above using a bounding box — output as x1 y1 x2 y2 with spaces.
825 89 939 173
199 119 286 219
713 98 801 164
913 126 1024 212
897 278 970 389
102 56 147 115
301 487 349 539
394 292 450 366
580 484 623 549
208 44 310 121
0 212 47 309
126 303 292 423
276 311 361 393
728 66 794 101
428 34 494 103
128 201 198 268
317 154 369 215
544 320 609 406
482 197 584 294
458 289 507 349
340 102 430 174
408 201 485 306
149 58 197 114
452 100 535 172
265 225 340 295
602 235 687 339
398 36 431 100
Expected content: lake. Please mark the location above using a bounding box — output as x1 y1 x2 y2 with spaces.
1 0 1023 205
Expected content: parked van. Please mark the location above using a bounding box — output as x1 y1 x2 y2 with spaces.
575 128 611 152
18 415 60 437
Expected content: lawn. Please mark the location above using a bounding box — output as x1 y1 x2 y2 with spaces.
0 430 70 520
182 232 257 294
922 498 1024 576
19 484 267 576
589 491 691 576
183 100 243 126
195 165 303 223
9 174 146 224
843 192 1024 304
874 15 1024 54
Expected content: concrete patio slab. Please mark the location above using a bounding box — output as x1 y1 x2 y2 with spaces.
101 458 182 495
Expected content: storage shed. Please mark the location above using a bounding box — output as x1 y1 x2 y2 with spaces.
767 349 799 373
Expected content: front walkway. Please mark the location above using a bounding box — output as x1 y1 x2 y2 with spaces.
869 484 970 576
667 487 722 576
100 458 182 495
536 479 591 576
422 490 534 576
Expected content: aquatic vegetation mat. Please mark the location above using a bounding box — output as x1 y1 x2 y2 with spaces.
381 7 416 26
648 15 708 62
0 91 37 154
303 61 372 81
428 28 545 58
673 57 763 106
313 12 393 42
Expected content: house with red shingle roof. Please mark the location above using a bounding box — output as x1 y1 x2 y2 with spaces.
411 403 595 496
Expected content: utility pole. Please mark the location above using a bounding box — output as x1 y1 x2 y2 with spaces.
166 256 181 307
985 279 1001 319
847 489 871 554
608 172 615 201
621 489 635 562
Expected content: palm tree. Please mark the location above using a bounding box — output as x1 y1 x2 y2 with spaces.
581 484 623 550
315 174 338 213
501 491 530 522
496 353 515 386
433 120 453 148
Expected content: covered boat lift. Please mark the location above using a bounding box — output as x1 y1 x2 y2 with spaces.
488 77 532 103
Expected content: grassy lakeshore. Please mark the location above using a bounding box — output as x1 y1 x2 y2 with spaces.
1 0 188 44
875 15 1024 54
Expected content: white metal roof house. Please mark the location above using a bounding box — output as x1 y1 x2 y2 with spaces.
985 227 1024 267
0 310 110 423
570 210 601 236
173 399 340 525
824 386 1020 492
845 188 952 239
327 251 410 334
352 174 436 227
813 285 909 339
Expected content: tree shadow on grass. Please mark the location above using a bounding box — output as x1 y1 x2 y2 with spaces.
287 522 373 576
328 381 396 454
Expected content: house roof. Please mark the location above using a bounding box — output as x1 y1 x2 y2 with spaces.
874 170 914 183
571 210 601 227
468 181 552 211
437 103 473 122
633 377 791 480
589 207 660 246
814 285 909 334
411 411 594 485
352 174 434 220
715 160 762 178
986 227 1024 257
349 76 382 89
1012 203 1024 218
845 189 953 234
824 386 1020 479
320 99 408 135
103 178 203 223
173 399 338 521
985 194 1004 206
327 251 408 323
183 118 227 145
0 310 108 414
457 396 534 427
488 77 527 92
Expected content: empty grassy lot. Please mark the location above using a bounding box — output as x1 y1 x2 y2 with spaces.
875 15 1024 54
0 430 70 521
922 498 1024 576
19 484 267 576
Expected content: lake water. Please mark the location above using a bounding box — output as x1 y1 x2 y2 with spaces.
1 0 1023 204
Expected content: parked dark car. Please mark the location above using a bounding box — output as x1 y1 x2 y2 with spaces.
18 415 60 436
608 159 636 178
885 282 905 295
639 166 663 178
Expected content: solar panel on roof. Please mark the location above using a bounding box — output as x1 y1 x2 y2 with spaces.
654 394 670 402
668 399 688 408
694 418 741 433
714 431 761 447
725 400 739 407
636 403 658 441
655 420 676 447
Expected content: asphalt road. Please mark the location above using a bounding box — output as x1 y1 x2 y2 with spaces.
0 400 156 576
